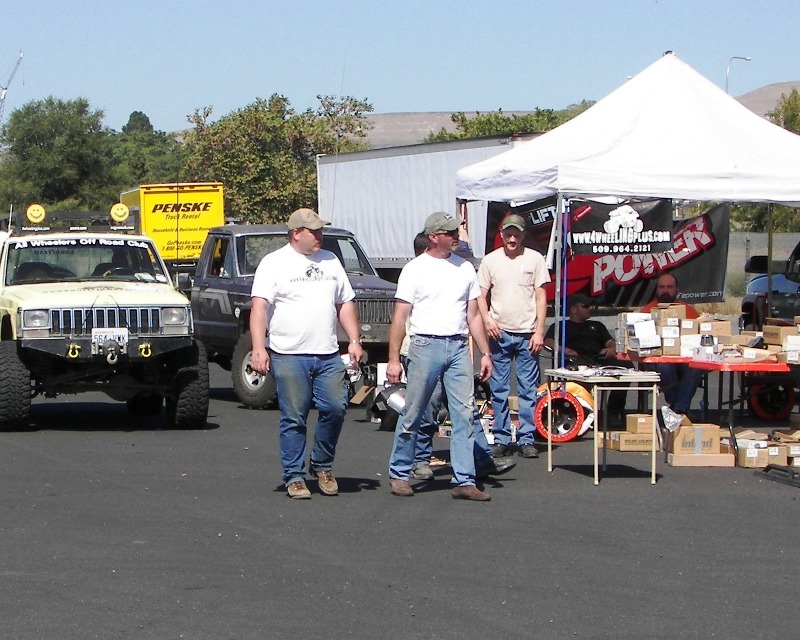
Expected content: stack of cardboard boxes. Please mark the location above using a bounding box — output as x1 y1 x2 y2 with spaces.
616 304 800 364
720 429 793 468
664 415 735 466
599 413 658 451
762 317 800 364
771 427 800 467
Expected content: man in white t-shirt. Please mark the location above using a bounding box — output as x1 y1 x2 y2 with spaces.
478 213 550 459
387 211 494 501
250 208 364 500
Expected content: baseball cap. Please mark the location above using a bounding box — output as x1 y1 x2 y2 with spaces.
287 208 330 230
423 211 460 234
567 293 594 308
501 214 527 231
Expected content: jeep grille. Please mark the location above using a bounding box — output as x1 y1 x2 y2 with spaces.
50 307 162 336
355 299 393 324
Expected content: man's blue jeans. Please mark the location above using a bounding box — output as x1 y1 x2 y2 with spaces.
270 352 348 486
402 356 493 469
389 335 476 486
489 330 540 447
657 362 701 413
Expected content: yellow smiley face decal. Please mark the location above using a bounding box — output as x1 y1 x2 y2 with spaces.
109 203 130 223
26 204 46 224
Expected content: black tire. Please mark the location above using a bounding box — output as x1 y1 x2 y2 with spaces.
0 341 31 431
231 331 277 409
165 342 210 429
126 392 163 417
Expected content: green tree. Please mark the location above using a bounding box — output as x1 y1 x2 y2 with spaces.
424 101 594 142
111 111 186 189
122 111 155 134
767 88 800 134
726 92 800 231
182 94 372 222
730 202 800 233
0 96 116 211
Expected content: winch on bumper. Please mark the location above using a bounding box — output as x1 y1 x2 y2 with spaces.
17 304 194 362
19 334 194 362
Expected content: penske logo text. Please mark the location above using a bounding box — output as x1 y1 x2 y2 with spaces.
151 202 213 213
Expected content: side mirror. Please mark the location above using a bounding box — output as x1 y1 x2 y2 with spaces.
745 255 787 274
175 272 192 291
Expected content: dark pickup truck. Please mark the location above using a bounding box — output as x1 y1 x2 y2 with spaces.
743 243 800 329
188 224 396 407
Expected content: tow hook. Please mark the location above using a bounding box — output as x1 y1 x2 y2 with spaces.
104 340 120 365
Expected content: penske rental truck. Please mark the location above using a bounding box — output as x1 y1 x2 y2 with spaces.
120 182 225 282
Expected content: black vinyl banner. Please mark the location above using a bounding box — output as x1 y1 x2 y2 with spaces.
568 199 673 255
485 199 729 305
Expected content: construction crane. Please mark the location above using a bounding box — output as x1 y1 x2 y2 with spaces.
0 51 24 125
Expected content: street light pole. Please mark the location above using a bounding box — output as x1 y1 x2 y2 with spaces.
726 55 751 94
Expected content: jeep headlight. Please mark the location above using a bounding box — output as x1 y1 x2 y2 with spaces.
21 309 51 338
23 309 50 328
161 307 189 335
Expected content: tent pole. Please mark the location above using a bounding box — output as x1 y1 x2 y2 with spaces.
554 193 565 367
767 203 773 318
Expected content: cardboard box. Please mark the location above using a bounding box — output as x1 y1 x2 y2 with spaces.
608 431 658 452
771 428 800 442
782 442 800 457
680 319 700 334
667 453 735 467
650 303 687 325
741 347 779 362
619 312 651 330
721 442 788 468
667 424 721 455
732 428 770 441
659 325 681 339
698 320 733 336
626 413 655 434
762 324 799 346
629 334 661 349
660 337 682 356
777 351 800 364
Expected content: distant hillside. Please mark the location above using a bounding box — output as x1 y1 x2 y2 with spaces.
736 81 800 117
362 83 800 149
365 111 536 149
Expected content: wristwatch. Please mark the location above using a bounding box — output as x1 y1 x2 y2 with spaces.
481 352 491 357
350 339 361 344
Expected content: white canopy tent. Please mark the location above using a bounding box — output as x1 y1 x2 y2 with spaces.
456 52 800 205
455 51 800 362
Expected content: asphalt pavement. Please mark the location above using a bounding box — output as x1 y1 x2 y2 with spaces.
2 363 799 640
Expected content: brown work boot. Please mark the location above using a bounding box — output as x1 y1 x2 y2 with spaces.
452 485 491 501
310 468 339 496
389 479 414 496
286 480 311 500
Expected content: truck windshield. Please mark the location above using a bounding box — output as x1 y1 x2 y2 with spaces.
5 237 170 285
237 233 377 276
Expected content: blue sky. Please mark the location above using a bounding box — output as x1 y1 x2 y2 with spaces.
1 0 796 133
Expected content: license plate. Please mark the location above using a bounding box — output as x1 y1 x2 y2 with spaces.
91 327 129 353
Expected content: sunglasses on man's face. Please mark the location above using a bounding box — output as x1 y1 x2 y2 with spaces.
435 229 459 237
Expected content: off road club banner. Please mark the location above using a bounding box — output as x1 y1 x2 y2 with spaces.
568 199 673 255
485 197 729 305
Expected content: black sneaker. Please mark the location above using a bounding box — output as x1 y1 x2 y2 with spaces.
476 456 517 479
491 443 514 458
518 444 539 459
